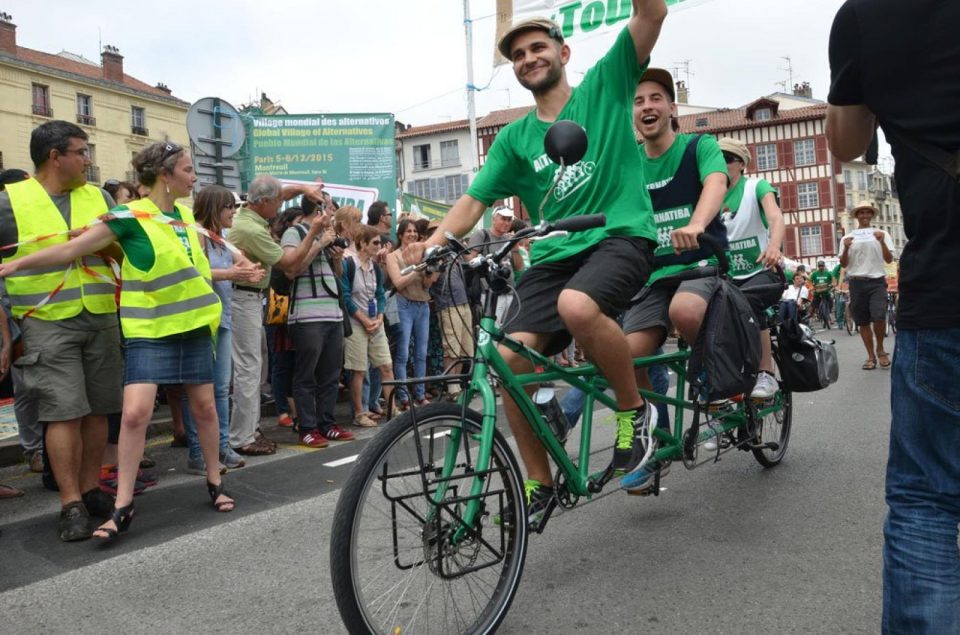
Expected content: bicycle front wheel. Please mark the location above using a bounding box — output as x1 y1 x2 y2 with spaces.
330 403 528 635
752 357 793 467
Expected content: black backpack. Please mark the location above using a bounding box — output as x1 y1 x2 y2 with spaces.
687 278 762 401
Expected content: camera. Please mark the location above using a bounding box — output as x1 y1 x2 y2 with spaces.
332 236 350 249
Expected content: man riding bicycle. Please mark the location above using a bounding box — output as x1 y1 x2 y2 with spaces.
405 0 669 522
809 260 836 327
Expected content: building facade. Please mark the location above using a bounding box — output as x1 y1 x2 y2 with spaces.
0 13 188 185
396 120 474 205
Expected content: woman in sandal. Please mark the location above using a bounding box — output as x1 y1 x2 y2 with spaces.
839 202 895 370
0 141 253 540
386 219 439 409
342 225 394 427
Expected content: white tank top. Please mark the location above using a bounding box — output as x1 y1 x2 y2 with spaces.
721 178 771 279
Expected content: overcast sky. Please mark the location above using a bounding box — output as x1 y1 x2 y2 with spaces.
8 0 848 126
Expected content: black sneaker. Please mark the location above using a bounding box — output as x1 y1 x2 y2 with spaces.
81 488 115 518
524 479 556 532
611 402 657 476
59 501 91 542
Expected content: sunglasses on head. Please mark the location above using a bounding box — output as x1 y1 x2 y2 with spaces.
160 142 182 162
103 179 120 187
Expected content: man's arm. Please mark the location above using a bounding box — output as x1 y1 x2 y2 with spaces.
420 195 488 253
275 217 329 274
627 0 668 66
670 172 727 252
826 105 877 161
758 192 785 268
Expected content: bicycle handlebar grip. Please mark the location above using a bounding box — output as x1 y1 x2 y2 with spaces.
696 233 730 275
550 214 606 233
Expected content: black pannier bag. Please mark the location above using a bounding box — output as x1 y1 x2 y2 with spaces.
776 319 839 392
687 278 762 401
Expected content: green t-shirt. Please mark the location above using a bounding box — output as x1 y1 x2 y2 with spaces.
227 207 283 290
467 27 656 265
721 177 777 223
105 203 191 272
640 133 727 284
809 269 834 295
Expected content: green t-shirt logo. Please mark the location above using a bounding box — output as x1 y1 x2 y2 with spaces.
553 161 596 201
653 205 692 256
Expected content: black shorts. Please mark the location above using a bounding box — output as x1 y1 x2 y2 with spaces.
733 268 785 324
849 277 887 325
506 236 654 356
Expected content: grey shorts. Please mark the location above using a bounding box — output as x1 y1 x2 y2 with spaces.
849 277 887 325
622 276 719 337
15 319 123 422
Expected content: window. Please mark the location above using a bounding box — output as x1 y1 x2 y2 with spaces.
409 175 469 203
756 144 778 170
84 144 99 182
440 140 460 167
857 171 867 191
754 108 772 121
413 144 431 171
799 225 822 257
32 83 52 117
131 106 148 135
76 94 95 126
794 138 815 166
444 174 468 200
797 181 819 209
843 169 852 188
846 193 853 209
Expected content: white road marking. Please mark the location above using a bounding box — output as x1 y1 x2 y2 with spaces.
323 455 359 467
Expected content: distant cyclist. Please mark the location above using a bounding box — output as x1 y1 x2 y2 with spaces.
810 260 836 328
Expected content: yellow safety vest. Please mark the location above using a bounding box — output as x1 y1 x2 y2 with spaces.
5 178 116 319
118 198 221 339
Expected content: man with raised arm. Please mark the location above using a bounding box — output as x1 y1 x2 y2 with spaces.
405 0 668 524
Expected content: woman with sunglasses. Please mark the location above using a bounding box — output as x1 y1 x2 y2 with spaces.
180 185 264 474
0 141 246 541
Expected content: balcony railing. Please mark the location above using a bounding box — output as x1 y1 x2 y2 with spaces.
32 104 53 117
76 113 97 126
131 125 149 136
412 157 462 172
85 165 101 183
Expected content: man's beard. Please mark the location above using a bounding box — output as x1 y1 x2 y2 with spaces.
517 61 563 96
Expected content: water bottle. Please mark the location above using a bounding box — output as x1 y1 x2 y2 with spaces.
367 298 377 318
532 386 570 444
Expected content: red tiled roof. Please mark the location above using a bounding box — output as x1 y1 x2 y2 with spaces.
677 103 827 135
478 105 533 128
3 46 187 104
397 119 470 139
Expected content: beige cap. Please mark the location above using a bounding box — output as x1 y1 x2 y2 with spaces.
850 200 878 217
718 137 751 165
639 67 676 102
497 17 564 59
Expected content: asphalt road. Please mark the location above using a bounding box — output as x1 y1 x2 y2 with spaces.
0 329 892 633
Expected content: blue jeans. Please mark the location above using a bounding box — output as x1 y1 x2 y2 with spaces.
183 327 232 461
394 296 430 401
560 347 670 430
779 299 798 323
366 365 382 412
266 324 294 416
883 328 960 634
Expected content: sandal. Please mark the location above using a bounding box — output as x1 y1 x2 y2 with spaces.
0 483 24 499
877 352 891 369
353 413 378 428
93 502 135 543
234 439 275 456
207 481 235 513
862 359 877 370
361 410 382 422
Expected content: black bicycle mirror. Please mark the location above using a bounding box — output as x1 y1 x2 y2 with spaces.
544 120 588 165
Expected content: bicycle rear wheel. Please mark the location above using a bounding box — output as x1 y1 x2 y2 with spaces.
752 357 792 467
330 403 528 635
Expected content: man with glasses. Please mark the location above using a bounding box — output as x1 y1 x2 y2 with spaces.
0 120 123 541
226 174 327 456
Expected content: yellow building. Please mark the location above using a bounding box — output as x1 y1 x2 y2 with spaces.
0 12 188 185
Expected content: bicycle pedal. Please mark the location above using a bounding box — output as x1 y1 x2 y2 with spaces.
528 497 558 534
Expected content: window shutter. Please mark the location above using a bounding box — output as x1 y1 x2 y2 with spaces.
781 140 795 169
779 182 797 211
821 222 836 256
818 178 832 207
783 225 798 257
837 182 846 210
815 136 829 164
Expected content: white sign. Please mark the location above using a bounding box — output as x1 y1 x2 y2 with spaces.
852 228 876 243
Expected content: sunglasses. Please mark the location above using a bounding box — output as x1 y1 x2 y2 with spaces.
722 152 742 164
103 179 120 187
224 203 237 209
370 240 382 245
62 147 90 158
160 142 183 162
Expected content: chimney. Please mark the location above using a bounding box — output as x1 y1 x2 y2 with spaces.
792 81 813 99
675 80 689 105
101 45 124 82
0 12 16 55
155 82 171 95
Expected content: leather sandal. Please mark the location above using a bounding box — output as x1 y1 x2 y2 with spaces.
877 352 891 368
207 481 235 513
862 359 877 370
93 502 135 543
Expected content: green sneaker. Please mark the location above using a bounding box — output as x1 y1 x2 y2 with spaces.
611 402 657 476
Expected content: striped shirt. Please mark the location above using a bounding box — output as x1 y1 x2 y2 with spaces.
280 224 342 323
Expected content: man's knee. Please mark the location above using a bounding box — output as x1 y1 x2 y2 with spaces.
669 294 707 338
557 289 600 333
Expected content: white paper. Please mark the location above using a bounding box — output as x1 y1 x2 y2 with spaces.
852 228 876 243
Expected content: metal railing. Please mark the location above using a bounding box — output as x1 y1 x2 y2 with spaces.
32 104 53 117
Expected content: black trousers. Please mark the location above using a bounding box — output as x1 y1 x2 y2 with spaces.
290 321 344 433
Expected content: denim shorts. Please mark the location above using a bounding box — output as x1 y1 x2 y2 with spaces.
124 332 215 385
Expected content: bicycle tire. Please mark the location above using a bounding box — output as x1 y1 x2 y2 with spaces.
752 356 792 467
330 403 528 635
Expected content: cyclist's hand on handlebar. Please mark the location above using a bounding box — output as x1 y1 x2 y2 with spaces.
671 223 705 254
757 245 782 269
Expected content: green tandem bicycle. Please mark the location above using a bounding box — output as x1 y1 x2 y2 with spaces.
329 123 793 634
